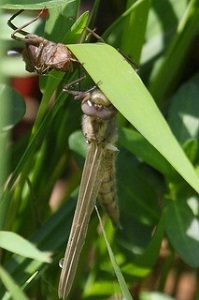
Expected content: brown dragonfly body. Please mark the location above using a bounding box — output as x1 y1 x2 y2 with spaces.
8 10 76 74
58 88 120 299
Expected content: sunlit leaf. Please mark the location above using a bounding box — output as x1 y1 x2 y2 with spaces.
0 231 52 262
140 291 175 300
68 43 199 194
95 207 134 300
165 200 199 267
0 0 76 9
0 266 29 300
149 0 199 101
168 73 199 144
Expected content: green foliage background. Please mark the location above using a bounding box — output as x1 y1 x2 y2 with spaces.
0 0 199 299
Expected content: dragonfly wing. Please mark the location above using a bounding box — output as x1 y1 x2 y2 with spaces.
58 141 105 299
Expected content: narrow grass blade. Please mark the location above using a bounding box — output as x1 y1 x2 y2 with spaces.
95 206 134 300
0 266 29 300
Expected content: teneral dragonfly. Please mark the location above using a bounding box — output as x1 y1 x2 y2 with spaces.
8 10 77 74
58 86 121 299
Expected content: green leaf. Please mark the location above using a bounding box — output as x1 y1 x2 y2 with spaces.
0 84 26 131
121 0 151 63
119 127 175 179
69 130 87 158
1 0 76 9
103 0 149 59
140 291 175 300
45 1 80 42
183 139 199 164
165 200 199 267
0 266 29 300
122 216 165 277
95 207 134 300
0 231 52 262
141 0 187 65
0 197 76 297
117 150 159 225
168 72 199 144
67 43 199 194
149 0 199 101
84 281 120 298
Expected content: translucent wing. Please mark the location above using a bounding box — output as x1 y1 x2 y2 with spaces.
58 141 106 299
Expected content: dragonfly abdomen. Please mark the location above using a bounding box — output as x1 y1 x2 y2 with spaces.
98 150 121 228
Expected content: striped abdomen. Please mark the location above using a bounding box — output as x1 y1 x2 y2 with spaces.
98 148 121 228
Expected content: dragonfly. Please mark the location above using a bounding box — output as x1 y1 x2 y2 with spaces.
8 9 77 74
58 85 121 299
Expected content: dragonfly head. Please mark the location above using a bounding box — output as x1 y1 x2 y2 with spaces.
81 89 116 120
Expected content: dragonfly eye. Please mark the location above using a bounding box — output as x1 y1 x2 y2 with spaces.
81 90 116 120
81 101 116 120
90 89 111 107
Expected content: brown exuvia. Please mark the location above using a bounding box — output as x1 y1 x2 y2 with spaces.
8 9 77 74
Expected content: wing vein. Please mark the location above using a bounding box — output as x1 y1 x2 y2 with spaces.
58 142 106 299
